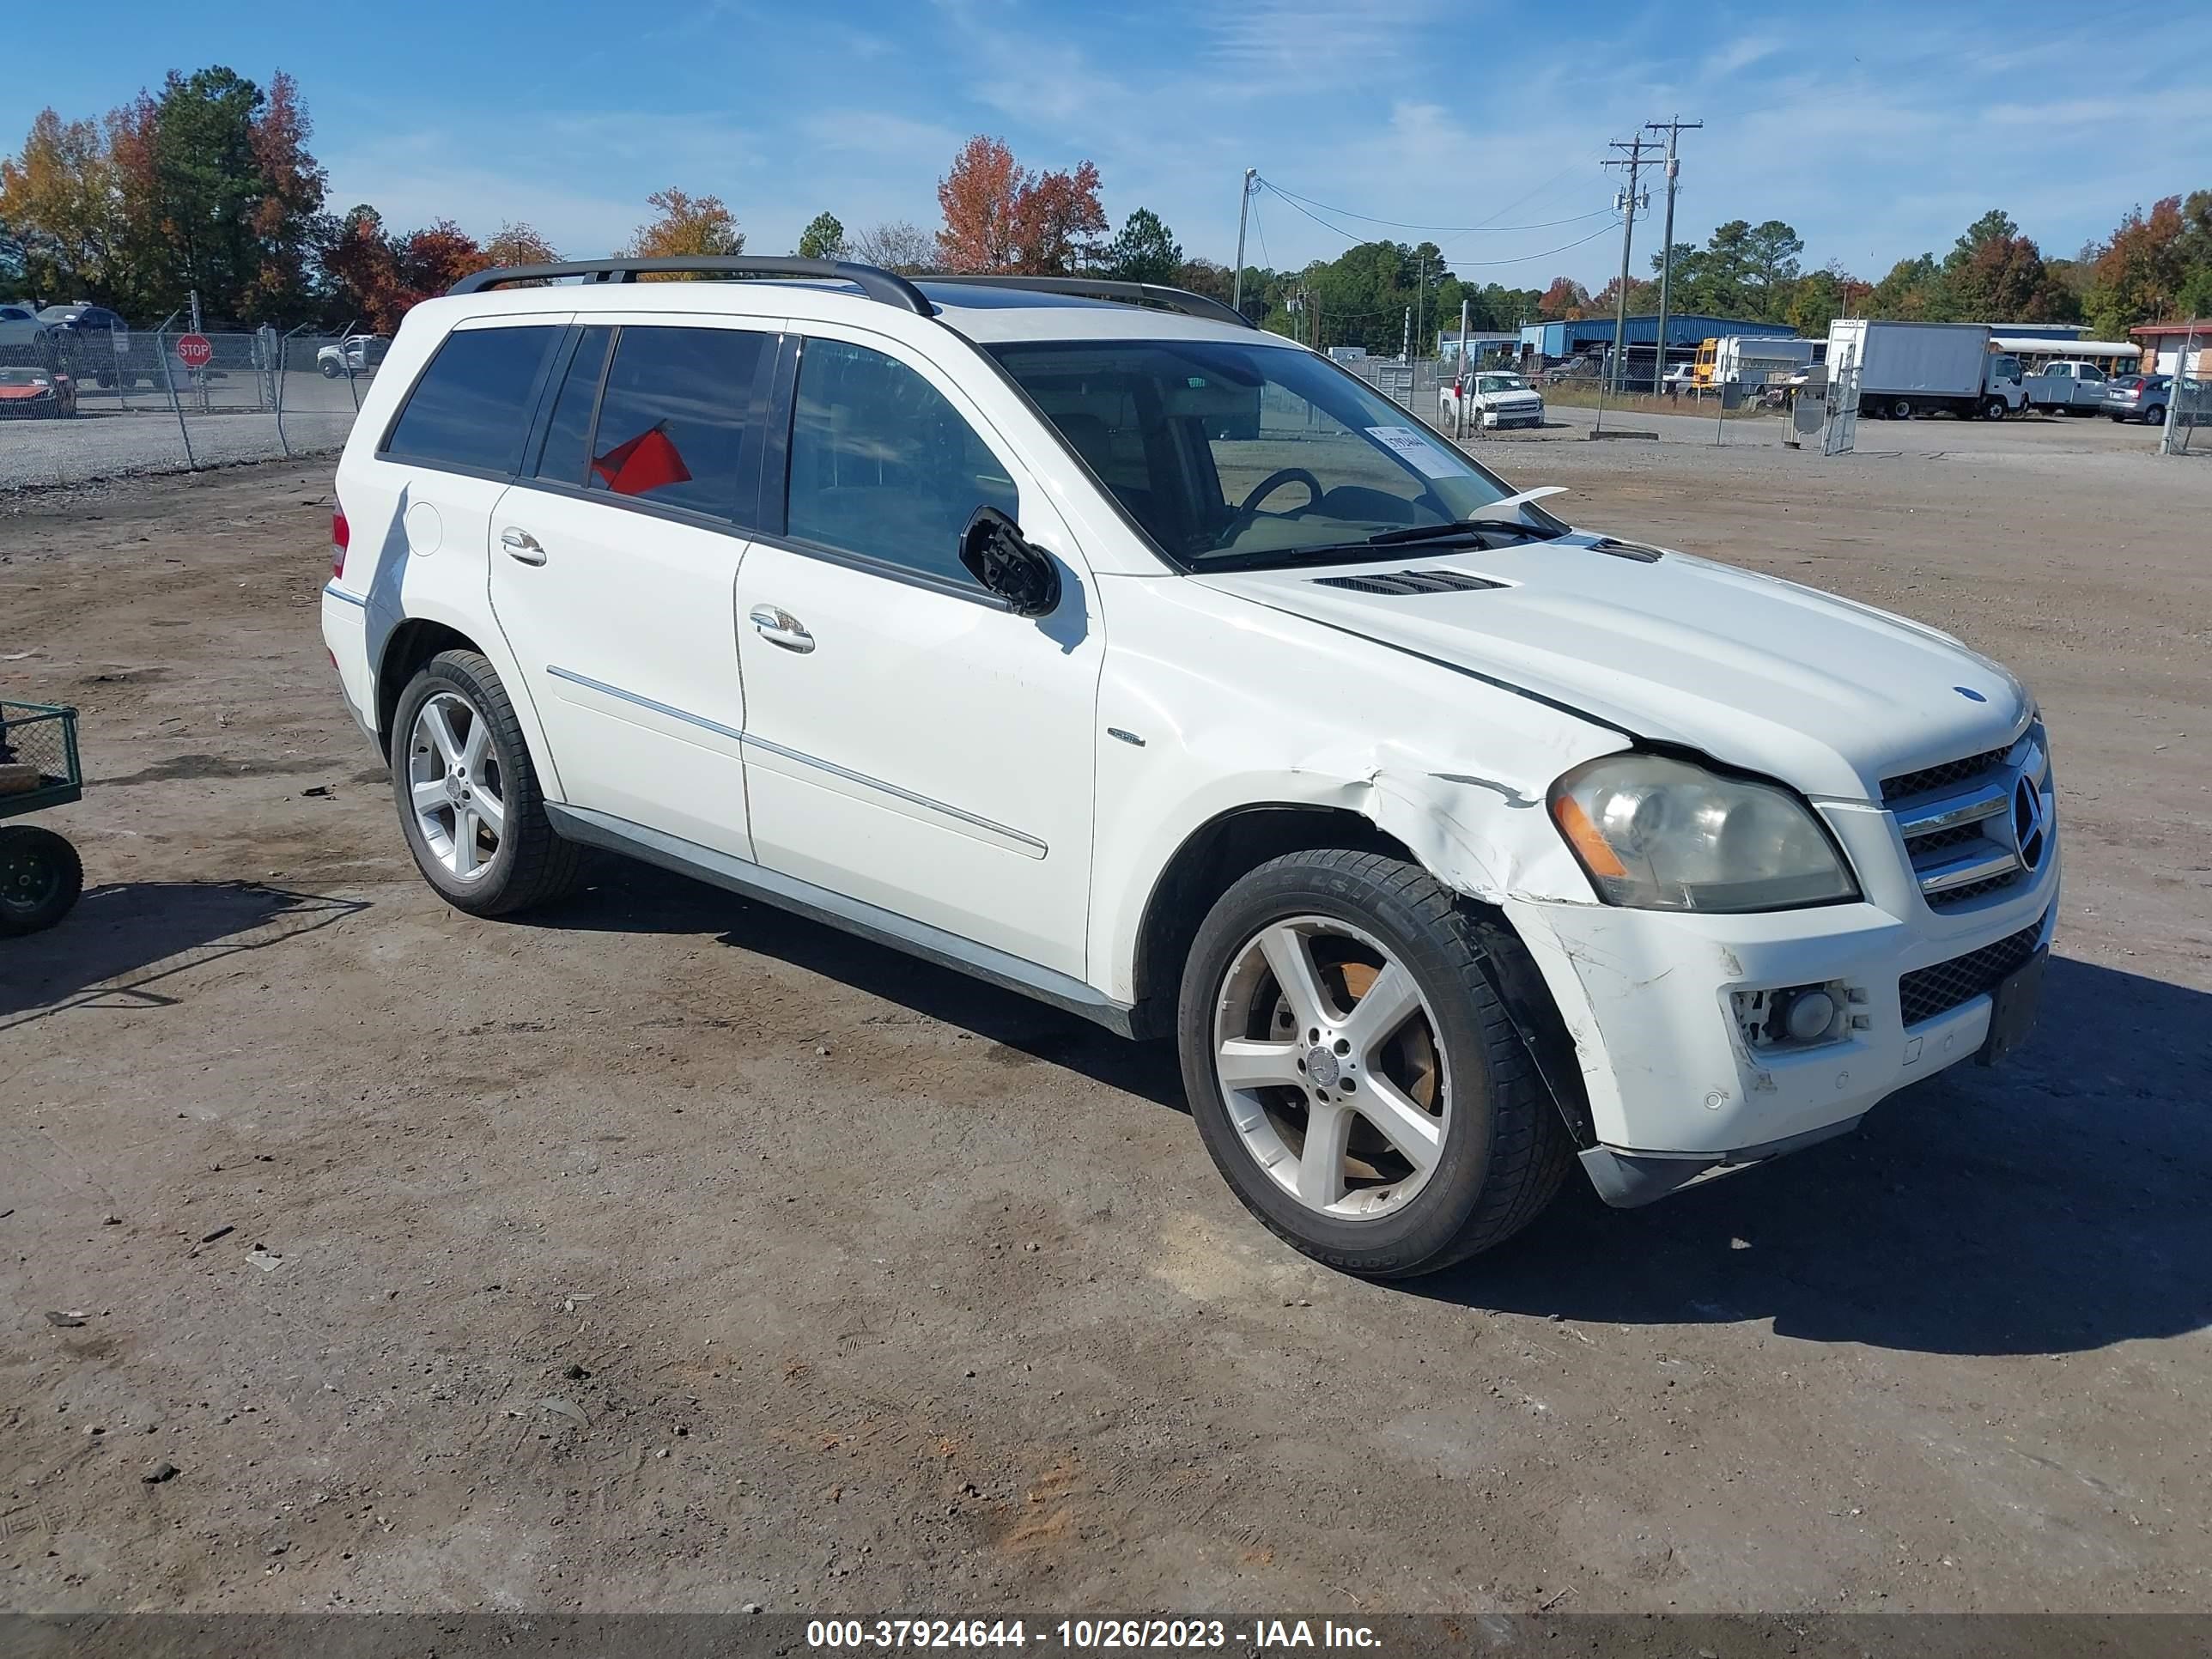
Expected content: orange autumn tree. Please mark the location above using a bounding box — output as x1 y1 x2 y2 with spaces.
935 136 1105 276
624 187 744 277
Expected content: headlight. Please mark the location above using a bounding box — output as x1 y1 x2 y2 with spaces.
1548 754 1857 913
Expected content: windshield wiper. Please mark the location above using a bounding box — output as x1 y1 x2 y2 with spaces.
1364 485 1571 546
1364 519 1560 547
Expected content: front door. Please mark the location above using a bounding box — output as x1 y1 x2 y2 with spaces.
489 318 777 860
734 329 1102 978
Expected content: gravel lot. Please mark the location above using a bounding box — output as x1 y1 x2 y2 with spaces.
1 386 359 491
1 427 2207 1619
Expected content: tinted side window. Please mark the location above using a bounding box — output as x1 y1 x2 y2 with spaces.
586 325 765 520
533 326 613 486
382 325 559 474
787 338 1016 585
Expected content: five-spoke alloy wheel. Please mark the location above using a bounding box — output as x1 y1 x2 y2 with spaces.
407 691 506 883
1210 915 1450 1221
1178 849 1571 1278
390 648 580 917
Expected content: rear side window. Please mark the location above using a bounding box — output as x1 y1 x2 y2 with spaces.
584 325 766 520
381 325 559 475
786 338 1016 585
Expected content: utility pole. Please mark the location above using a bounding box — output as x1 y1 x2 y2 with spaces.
1645 116 1700 395
1601 135 1659 393
1231 168 1257 315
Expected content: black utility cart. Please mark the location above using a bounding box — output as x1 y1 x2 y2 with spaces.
0 700 85 935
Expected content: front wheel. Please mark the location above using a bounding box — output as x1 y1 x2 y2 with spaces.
0 824 84 935
1984 397 2009 421
390 649 581 917
319 360 341 379
1177 850 1571 1278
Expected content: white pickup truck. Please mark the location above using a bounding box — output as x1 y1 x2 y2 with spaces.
2021 360 2109 415
1439 368 1544 430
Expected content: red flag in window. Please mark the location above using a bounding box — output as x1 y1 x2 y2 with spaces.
592 421 692 496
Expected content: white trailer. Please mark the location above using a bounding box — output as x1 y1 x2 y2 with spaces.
1714 335 1821 386
1826 319 2025 420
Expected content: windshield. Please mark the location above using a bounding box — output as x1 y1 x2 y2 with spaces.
1474 374 1528 394
988 337 1528 568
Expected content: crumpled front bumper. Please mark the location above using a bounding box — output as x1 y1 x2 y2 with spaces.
1501 829 2060 1206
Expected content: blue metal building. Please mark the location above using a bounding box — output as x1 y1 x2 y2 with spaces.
1516 313 1796 359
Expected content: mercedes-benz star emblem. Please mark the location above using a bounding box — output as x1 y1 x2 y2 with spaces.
2011 772 2048 871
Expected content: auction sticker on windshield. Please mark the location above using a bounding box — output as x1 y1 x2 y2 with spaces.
1365 425 1471 478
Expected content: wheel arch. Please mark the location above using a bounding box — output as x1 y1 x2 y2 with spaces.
373 613 566 802
1128 803 1597 1145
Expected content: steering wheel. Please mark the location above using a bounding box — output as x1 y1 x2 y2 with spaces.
1219 467 1324 544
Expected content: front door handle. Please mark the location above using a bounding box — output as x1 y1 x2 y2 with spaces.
501 528 546 565
749 605 814 653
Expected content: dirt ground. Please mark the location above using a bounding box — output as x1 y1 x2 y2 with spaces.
2 425 2208 1618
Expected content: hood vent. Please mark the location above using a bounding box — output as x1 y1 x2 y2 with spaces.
1590 538 1664 562
1311 568 1506 596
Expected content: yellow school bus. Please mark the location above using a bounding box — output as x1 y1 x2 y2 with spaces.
1692 337 1720 387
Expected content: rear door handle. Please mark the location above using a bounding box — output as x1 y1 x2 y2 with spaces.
748 605 814 653
501 528 546 565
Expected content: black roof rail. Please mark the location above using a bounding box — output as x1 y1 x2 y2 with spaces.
923 275 1255 330
447 256 933 316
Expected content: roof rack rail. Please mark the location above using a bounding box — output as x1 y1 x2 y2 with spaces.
923 275 1255 330
447 256 933 316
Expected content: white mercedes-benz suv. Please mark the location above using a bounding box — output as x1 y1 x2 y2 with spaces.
321 258 2058 1278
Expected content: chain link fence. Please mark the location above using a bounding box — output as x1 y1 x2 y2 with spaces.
0 323 380 491
1337 357 1446 418
2158 325 2205 458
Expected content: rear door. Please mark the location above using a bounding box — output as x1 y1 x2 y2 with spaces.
488 316 777 860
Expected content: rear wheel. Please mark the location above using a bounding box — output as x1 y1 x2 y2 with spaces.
1891 398 1915 420
2142 404 2165 427
1178 850 1571 1278
391 650 581 917
0 825 84 936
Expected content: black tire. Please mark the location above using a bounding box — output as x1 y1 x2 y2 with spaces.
1983 397 2008 421
319 360 342 379
390 649 581 918
1176 849 1572 1279
1891 398 1915 420
0 824 84 936
2142 405 2165 427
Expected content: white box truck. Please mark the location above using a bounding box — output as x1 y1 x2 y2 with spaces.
1826 319 2025 420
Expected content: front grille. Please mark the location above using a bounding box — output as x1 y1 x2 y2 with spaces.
1882 744 2010 805
1885 727 2051 911
1899 918 2044 1027
1311 568 1504 596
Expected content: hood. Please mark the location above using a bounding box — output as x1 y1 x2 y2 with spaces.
1194 533 2030 801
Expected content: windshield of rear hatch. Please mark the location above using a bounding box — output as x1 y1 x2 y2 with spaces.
986 337 1521 567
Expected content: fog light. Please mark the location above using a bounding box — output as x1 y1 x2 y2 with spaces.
1783 989 1837 1042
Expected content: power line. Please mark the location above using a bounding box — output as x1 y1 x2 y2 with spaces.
1261 185 1620 267
1258 180 1614 236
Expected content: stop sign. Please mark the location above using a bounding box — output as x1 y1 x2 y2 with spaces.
174 333 214 370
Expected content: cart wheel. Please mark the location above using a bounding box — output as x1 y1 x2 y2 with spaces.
0 825 84 936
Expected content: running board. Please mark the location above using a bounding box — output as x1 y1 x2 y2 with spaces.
544 804 1138 1038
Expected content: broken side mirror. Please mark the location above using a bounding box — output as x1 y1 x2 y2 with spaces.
958 506 1060 618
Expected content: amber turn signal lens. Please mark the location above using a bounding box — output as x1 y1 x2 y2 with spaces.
1552 793 1628 878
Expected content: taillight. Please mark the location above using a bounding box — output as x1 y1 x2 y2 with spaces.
331 505 349 580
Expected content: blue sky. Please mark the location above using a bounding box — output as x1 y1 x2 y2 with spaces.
7 0 2206 286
